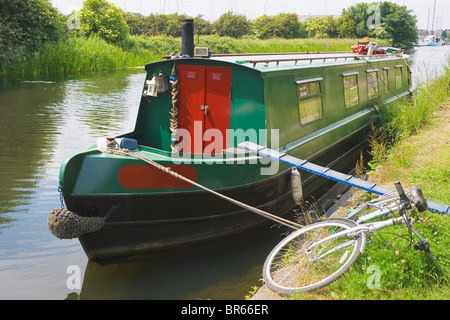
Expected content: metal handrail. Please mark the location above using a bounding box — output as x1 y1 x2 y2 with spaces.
236 52 404 67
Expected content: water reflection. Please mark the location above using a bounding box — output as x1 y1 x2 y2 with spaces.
409 46 450 88
0 81 65 219
64 72 142 136
69 224 288 300
0 69 145 300
0 69 144 226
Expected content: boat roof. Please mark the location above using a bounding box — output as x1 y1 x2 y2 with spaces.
209 51 406 72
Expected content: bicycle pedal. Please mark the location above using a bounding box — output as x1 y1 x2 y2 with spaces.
414 240 430 252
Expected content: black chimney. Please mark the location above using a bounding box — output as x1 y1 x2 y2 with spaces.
181 19 194 57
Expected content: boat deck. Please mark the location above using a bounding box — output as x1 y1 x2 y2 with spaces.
211 51 405 70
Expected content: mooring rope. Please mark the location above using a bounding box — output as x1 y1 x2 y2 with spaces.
101 146 303 230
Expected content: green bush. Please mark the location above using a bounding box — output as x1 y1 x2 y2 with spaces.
80 0 129 45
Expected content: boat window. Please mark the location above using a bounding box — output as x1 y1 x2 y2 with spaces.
296 79 323 125
367 70 379 100
343 73 359 108
395 66 403 89
383 67 389 94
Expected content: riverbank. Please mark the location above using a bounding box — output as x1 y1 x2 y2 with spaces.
250 101 450 300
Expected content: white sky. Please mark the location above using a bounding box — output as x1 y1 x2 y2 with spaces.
51 0 449 30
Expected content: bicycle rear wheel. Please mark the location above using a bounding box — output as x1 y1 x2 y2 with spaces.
263 219 363 293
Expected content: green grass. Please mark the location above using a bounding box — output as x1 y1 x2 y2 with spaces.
194 36 375 54
0 35 159 77
303 206 450 300
1 35 389 77
287 107 450 300
368 64 450 170
295 67 450 300
336 65 450 300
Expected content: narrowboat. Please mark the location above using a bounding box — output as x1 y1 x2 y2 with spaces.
50 20 412 260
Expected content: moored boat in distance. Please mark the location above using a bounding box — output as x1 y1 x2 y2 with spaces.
50 20 412 260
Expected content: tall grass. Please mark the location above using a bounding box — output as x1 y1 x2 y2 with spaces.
195 35 389 54
369 62 450 169
1 35 158 77
1 35 389 77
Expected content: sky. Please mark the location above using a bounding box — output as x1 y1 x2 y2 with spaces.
50 0 449 30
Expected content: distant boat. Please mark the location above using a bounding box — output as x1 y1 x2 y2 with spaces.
423 1 443 47
426 36 443 46
415 35 444 47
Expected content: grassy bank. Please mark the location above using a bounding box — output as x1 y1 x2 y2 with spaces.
368 65 450 171
1 36 388 77
315 106 450 300
0 35 158 77
251 63 450 300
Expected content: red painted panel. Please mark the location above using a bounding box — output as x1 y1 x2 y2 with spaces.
118 165 198 189
204 66 232 154
176 65 232 154
177 65 206 154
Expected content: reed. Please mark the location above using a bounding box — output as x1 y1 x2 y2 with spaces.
194 36 388 54
1 35 158 77
368 62 450 170
1 35 386 77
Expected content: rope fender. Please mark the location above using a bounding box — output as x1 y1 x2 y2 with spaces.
48 208 106 239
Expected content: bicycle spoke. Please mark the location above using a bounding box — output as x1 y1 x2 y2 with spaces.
265 220 362 292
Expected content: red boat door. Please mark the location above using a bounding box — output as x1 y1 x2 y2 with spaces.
177 65 232 154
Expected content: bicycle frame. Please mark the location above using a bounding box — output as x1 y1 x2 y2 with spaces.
309 216 406 260
356 202 398 223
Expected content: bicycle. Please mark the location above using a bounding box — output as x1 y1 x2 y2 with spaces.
262 181 433 294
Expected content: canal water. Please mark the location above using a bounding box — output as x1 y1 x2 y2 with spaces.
0 46 449 300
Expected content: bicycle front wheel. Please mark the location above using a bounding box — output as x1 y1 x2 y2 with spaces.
263 219 363 293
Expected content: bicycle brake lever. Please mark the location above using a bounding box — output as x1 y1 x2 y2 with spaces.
395 181 412 210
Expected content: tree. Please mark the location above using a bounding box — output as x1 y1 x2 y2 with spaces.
194 15 213 36
345 2 372 38
345 2 418 48
253 13 303 39
273 13 302 39
123 12 148 36
336 15 356 38
146 14 166 36
80 0 129 45
164 14 189 37
0 0 63 51
382 4 418 48
253 15 277 39
304 16 338 38
213 11 251 38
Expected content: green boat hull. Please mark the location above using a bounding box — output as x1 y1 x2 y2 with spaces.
57 43 412 259
61 124 371 260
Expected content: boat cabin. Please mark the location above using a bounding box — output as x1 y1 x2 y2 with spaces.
128 50 411 160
